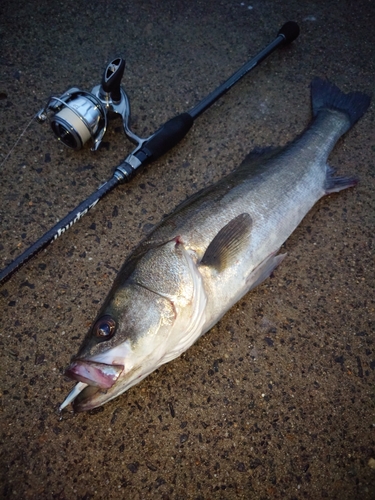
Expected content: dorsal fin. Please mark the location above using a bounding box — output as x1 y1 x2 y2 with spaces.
200 213 252 271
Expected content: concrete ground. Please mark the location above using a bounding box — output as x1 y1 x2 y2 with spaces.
0 0 374 498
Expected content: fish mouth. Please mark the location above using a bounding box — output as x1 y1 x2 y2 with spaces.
59 359 124 412
64 359 124 389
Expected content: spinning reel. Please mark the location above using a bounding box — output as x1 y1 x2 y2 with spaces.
37 58 141 151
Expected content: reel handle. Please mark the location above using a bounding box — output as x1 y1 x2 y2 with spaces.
101 58 125 102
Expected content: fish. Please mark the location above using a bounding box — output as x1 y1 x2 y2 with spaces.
59 78 371 412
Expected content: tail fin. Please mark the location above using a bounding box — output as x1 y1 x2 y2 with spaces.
311 78 371 127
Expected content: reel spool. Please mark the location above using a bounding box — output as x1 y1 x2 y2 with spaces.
48 90 106 150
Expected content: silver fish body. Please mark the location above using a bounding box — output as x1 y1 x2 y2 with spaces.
60 78 370 412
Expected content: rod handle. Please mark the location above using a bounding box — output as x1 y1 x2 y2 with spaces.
278 21 300 44
134 112 194 164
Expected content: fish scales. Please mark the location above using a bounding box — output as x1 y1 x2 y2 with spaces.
59 78 371 412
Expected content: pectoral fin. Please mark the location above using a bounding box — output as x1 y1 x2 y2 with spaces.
200 213 252 272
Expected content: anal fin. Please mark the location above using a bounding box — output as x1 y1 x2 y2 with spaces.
325 165 358 194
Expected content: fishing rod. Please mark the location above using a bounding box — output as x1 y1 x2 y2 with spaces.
0 21 299 285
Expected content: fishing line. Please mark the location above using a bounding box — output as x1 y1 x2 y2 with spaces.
0 114 38 169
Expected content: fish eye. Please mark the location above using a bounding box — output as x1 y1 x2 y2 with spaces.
93 315 116 340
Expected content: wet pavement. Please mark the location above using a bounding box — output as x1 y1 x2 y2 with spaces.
1 0 374 498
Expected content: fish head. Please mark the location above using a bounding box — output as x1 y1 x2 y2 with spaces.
60 238 206 412
62 281 176 411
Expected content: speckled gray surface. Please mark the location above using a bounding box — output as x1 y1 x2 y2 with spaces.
1 0 374 498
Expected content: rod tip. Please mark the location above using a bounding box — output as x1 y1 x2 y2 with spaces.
278 21 300 44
